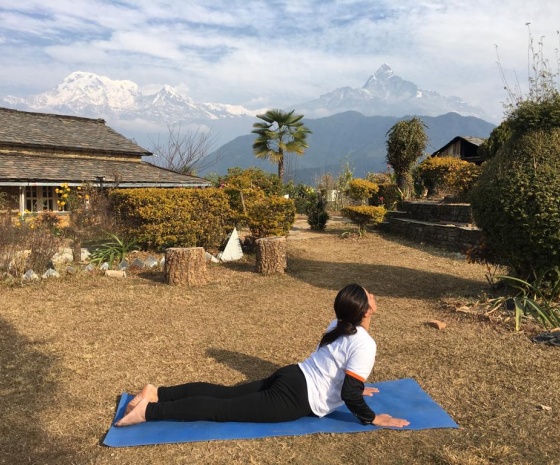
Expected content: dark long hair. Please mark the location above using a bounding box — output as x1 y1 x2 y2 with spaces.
318 284 369 347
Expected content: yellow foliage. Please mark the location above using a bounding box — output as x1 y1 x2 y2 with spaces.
245 196 296 239
341 205 386 235
109 188 237 250
347 178 379 202
417 156 476 197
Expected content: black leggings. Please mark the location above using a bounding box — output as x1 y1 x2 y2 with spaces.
145 364 313 423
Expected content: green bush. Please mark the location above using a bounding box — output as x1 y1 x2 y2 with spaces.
470 128 560 278
371 183 401 210
306 193 329 230
109 188 237 251
89 233 139 267
244 195 296 239
284 182 316 214
341 206 386 236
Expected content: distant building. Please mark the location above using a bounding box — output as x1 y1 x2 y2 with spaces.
0 107 211 217
431 136 486 164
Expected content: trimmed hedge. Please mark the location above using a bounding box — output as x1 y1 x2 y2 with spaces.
109 188 236 250
416 156 481 200
244 195 296 239
342 205 386 235
347 178 379 203
470 128 560 276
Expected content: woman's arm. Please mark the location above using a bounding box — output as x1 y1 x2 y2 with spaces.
341 374 377 424
341 374 410 427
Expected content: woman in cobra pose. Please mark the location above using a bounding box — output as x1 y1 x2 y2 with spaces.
116 283 409 428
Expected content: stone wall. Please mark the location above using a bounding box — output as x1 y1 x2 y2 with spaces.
386 219 482 253
400 201 475 225
382 201 481 253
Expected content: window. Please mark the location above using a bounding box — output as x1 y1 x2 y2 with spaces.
24 186 58 212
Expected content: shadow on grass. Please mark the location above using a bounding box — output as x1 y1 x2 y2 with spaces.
376 230 471 259
135 269 166 283
287 256 484 300
206 348 281 382
0 317 80 464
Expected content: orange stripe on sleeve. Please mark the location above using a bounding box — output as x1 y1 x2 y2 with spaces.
345 370 365 382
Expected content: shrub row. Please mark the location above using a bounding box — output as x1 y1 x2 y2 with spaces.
109 187 296 251
109 188 237 251
416 156 481 200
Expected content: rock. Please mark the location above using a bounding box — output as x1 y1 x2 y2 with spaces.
84 264 95 272
145 257 159 268
22 269 39 281
42 269 60 279
426 320 447 330
105 270 127 278
130 258 145 269
99 262 110 271
66 266 77 275
51 248 73 265
117 260 129 270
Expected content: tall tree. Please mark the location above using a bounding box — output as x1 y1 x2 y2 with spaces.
385 117 428 198
252 109 311 182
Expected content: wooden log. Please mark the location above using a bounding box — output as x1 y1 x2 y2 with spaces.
255 236 287 275
165 247 208 286
105 270 126 278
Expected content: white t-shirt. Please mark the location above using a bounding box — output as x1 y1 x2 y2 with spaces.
298 320 377 417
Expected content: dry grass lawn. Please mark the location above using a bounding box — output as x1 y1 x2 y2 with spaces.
1 218 559 465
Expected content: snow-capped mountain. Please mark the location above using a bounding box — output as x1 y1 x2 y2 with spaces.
291 64 488 120
3 71 258 123
1 66 490 149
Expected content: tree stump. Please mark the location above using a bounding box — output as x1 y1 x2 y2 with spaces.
165 247 208 286
255 237 287 275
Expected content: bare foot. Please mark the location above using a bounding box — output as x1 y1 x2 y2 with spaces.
124 384 158 415
115 397 149 426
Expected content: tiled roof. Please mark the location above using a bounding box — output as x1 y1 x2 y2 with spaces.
461 136 486 146
0 153 211 187
432 136 486 156
0 107 151 156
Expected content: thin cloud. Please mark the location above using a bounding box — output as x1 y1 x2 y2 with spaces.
0 0 559 122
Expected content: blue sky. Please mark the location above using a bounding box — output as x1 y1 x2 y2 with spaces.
0 0 559 122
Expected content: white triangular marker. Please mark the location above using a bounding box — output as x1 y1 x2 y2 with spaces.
217 228 243 262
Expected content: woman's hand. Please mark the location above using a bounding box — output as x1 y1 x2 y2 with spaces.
363 387 379 396
372 414 410 428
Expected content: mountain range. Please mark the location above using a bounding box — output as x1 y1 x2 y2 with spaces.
1 66 495 182
290 64 488 121
207 111 495 184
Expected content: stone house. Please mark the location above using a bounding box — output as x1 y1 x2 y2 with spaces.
431 136 486 164
0 107 211 217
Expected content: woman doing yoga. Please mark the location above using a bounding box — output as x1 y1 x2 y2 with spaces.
116 283 409 428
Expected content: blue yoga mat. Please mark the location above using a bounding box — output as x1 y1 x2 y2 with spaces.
104 378 458 447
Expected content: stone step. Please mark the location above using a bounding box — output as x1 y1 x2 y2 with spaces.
399 200 474 224
382 217 482 253
384 210 410 220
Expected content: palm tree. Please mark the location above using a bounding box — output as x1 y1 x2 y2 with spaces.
252 109 311 182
